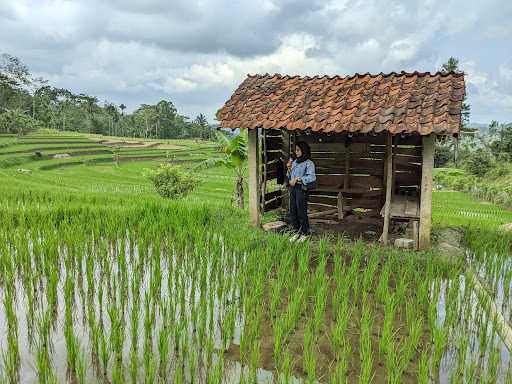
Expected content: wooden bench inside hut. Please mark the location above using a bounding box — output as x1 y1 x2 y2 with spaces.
216 71 465 249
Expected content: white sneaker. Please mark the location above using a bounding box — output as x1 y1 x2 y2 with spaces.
289 233 301 242
296 235 310 243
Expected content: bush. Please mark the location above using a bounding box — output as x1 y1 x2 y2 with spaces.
145 164 198 199
463 148 494 177
434 144 453 168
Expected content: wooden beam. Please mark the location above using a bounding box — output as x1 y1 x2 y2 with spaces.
308 208 338 219
381 134 393 245
248 128 261 227
419 134 435 249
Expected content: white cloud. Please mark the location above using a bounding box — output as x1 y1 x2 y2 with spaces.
0 0 511 123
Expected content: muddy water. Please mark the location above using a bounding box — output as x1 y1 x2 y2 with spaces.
0 237 304 383
1 238 512 383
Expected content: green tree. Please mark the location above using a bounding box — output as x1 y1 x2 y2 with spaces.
0 108 41 135
463 148 494 177
439 57 472 167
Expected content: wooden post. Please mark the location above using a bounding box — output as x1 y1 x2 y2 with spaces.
248 128 261 227
261 129 267 213
381 133 393 245
337 192 344 220
419 134 435 249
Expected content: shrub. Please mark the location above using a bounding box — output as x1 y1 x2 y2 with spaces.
463 149 494 177
434 144 453 168
145 164 198 199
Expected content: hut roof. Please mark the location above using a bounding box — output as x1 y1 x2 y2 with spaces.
216 71 465 136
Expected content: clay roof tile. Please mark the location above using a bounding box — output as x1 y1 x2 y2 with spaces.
216 71 465 136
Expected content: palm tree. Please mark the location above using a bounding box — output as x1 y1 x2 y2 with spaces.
195 130 247 208
119 104 126 116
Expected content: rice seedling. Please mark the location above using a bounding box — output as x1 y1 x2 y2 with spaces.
432 324 448 371
417 350 430 384
303 320 317 383
359 305 374 384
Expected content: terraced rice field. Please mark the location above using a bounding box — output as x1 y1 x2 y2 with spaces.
1 131 512 383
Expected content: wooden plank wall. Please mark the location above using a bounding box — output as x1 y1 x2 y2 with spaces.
259 129 423 214
261 129 284 212
297 132 385 211
392 135 423 196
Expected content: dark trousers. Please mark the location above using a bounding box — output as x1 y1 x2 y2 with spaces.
289 185 310 235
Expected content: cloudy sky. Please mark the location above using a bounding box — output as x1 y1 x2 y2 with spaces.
1 0 511 124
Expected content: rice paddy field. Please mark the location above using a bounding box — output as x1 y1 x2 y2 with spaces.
1 131 512 383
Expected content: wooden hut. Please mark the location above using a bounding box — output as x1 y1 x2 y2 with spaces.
216 71 465 249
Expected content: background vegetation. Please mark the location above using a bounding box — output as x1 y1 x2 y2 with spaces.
0 53 215 139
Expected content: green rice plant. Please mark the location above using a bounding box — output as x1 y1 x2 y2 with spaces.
273 318 284 369
208 354 224 384
99 326 110 379
303 320 316 383
157 322 171 379
34 335 58 384
379 293 396 357
405 316 423 364
270 279 282 320
362 249 379 293
432 324 448 370
505 360 512 384
313 277 328 335
2 286 20 382
359 305 374 384
376 261 390 305
485 344 500 383
144 354 158 384
76 347 87 384
278 347 291 384
248 338 261 382
417 350 430 384
330 342 351 384
332 299 351 361
188 343 198 383
385 340 406 384
466 357 478 383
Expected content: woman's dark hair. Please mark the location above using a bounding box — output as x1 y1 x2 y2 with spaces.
295 141 311 160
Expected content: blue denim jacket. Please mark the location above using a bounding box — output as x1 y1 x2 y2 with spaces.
287 159 316 185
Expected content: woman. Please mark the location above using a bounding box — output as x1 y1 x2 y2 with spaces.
286 141 316 239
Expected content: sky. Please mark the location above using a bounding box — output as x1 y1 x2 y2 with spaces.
1 0 511 125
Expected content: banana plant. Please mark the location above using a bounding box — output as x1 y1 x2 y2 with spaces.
196 130 247 208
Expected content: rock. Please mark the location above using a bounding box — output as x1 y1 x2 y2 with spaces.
436 227 464 260
53 153 71 159
394 238 415 249
262 221 287 232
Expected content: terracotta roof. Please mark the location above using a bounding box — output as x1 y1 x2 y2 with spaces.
216 71 465 136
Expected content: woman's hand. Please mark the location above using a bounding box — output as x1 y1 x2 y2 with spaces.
289 177 297 187
286 158 293 171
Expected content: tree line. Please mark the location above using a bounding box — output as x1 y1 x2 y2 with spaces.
0 53 214 139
